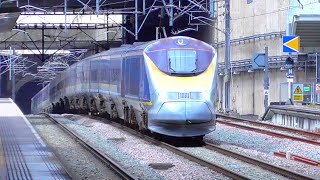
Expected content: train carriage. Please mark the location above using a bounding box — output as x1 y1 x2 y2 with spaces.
32 36 218 137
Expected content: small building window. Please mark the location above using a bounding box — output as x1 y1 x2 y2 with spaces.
167 50 197 73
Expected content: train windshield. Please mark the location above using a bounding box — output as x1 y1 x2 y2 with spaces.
167 50 197 74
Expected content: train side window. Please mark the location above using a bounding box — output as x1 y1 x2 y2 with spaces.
123 56 140 96
90 61 99 82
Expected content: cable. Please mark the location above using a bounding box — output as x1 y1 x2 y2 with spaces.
297 0 303 9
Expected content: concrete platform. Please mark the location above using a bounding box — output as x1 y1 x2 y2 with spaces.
262 105 320 132
263 105 320 120
0 98 70 180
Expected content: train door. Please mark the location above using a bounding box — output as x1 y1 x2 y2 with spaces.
121 56 141 98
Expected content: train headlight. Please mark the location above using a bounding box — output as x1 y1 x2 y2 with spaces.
190 92 202 100
167 92 179 100
157 91 167 101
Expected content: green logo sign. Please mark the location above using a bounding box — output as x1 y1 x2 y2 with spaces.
304 86 310 92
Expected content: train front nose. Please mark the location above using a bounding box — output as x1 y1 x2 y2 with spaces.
148 101 216 137
157 101 213 123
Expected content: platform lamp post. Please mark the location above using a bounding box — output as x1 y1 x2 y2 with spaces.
9 47 16 102
285 56 294 104
0 56 2 97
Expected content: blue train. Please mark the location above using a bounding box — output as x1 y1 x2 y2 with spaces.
32 36 218 138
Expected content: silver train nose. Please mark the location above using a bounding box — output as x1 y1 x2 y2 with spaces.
156 101 213 124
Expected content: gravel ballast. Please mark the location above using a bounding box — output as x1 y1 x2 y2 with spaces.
205 124 320 178
180 147 289 180
53 114 230 180
26 115 121 180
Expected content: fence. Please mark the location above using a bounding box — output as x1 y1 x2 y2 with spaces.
280 82 320 104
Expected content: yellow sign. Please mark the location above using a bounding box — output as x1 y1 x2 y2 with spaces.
293 95 303 101
283 36 300 53
294 86 303 94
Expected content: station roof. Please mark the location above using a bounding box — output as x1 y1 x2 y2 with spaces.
12 0 132 9
292 14 320 53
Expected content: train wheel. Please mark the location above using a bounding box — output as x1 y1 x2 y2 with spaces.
192 136 204 146
110 105 118 119
153 133 163 141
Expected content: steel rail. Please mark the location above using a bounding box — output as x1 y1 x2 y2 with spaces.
218 114 320 137
41 113 136 180
205 142 315 180
83 115 249 180
157 142 248 180
217 115 320 146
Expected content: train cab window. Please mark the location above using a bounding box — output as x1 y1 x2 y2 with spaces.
167 50 197 73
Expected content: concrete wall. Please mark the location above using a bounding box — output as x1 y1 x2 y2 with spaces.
215 0 289 63
227 67 315 116
214 0 297 117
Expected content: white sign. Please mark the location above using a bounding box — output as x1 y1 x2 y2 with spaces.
264 89 269 96
316 84 320 94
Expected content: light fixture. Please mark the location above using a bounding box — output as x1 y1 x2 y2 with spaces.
280 67 286 71
233 71 240 75
12 29 28 34
248 69 254 73
297 67 304 71
219 72 224 76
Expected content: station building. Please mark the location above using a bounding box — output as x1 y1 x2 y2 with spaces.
214 0 320 117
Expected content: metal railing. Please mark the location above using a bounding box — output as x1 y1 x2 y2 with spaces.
212 31 286 48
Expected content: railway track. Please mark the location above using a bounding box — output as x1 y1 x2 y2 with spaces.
83 115 248 179
204 142 314 180
217 114 320 146
61 114 315 180
42 113 136 180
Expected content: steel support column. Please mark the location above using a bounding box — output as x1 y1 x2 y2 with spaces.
264 47 269 112
96 0 100 15
42 27 45 61
143 0 145 15
210 0 214 18
224 0 231 112
0 57 2 97
169 0 173 26
64 0 67 32
317 53 320 83
316 53 319 103
10 47 16 101
135 0 138 40
12 61 15 101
